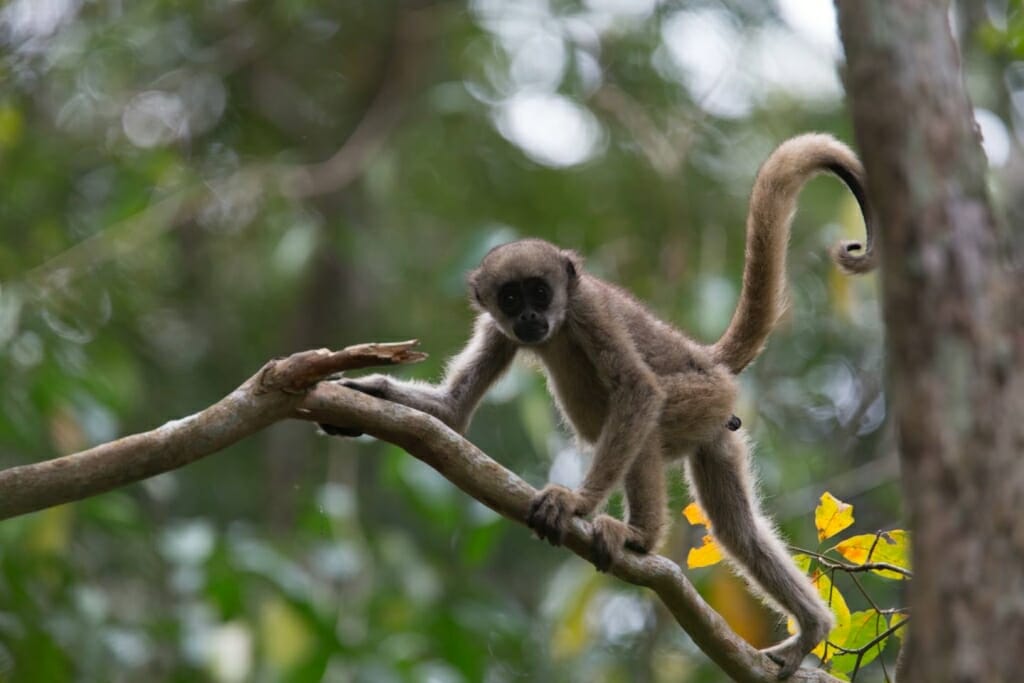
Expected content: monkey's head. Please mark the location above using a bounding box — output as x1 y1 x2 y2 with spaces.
468 239 581 345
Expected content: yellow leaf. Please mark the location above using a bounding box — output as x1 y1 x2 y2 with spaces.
682 502 711 528
815 492 854 542
684 503 722 567
27 505 74 555
828 254 853 321
551 572 601 660
813 572 852 660
890 612 909 642
259 596 313 670
0 105 23 148
707 567 773 647
686 534 724 568
834 530 911 580
791 553 812 574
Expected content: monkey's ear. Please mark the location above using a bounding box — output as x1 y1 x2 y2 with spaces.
563 250 582 284
467 268 485 308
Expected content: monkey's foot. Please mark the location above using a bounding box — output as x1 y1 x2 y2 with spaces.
762 634 814 679
527 484 580 547
319 376 392 438
590 515 640 572
318 423 364 437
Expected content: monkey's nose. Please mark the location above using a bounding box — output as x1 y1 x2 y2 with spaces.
514 318 549 344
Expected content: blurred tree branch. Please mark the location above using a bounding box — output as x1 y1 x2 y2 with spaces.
23 3 440 293
276 5 437 199
0 341 843 683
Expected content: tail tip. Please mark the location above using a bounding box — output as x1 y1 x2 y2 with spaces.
832 240 875 275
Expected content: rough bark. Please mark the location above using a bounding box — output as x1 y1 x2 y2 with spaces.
836 2 1024 681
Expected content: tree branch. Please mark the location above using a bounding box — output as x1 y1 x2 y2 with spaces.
23 4 439 294
277 5 435 199
0 341 424 520
0 343 842 683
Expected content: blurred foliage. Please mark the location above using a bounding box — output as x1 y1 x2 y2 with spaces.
0 0 1014 681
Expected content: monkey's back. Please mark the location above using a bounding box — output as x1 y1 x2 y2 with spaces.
587 277 719 376
532 275 736 448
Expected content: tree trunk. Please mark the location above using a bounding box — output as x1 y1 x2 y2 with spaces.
836 1 1024 681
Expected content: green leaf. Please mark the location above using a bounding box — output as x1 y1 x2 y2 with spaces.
828 610 891 675
890 612 909 643
791 553 813 574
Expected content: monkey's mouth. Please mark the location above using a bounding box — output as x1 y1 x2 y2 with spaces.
514 320 549 344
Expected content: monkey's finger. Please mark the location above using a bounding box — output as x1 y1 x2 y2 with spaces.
527 493 545 521
532 495 569 546
319 423 364 437
624 537 652 554
764 649 800 679
591 537 613 572
527 499 555 542
341 379 388 399
549 521 568 546
540 503 566 546
591 516 629 572
527 492 548 528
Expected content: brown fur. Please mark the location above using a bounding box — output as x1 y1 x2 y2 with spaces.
712 134 876 373
329 134 875 678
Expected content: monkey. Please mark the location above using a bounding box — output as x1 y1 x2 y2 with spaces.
322 133 876 678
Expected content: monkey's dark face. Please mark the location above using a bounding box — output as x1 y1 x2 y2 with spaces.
496 277 552 344
468 238 579 345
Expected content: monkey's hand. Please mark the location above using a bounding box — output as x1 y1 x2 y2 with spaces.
590 515 655 573
317 375 393 437
340 374 392 399
527 484 588 547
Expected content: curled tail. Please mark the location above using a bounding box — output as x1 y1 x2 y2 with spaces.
711 133 876 375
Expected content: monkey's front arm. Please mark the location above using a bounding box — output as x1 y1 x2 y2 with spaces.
526 311 666 570
321 316 516 436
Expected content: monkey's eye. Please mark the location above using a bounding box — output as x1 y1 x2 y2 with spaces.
525 279 551 309
497 283 523 315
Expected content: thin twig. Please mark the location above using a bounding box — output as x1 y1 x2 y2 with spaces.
790 546 912 579
827 617 909 658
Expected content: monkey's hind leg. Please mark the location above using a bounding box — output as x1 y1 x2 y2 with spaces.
590 440 667 572
685 430 833 679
